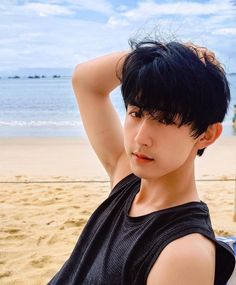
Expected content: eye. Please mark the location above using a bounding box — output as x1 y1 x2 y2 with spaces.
128 108 143 118
158 118 175 125
130 111 142 118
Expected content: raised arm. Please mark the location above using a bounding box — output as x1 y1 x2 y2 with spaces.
72 52 131 187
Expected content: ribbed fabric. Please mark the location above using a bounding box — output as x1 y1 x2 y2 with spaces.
48 174 235 285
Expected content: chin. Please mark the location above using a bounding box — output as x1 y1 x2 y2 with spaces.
131 166 155 180
131 164 176 181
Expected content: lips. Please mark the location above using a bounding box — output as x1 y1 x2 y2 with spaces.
133 152 154 161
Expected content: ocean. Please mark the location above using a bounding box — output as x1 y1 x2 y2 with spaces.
0 75 235 137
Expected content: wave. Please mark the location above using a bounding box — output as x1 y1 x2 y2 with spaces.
0 120 233 127
0 120 82 127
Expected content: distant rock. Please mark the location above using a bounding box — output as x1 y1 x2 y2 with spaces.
8 75 20 79
28 75 40 79
53 75 61 78
16 67 72 77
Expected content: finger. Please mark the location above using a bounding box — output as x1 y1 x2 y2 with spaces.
185 42 225 73
205 51 217 64
185 43 206 64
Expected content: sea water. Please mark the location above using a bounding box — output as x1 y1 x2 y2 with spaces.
0 75 235 137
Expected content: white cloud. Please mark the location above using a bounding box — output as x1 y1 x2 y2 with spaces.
53 0 113 15
0 0 113 17
23 3 74 17
108 0 235 27
107 16 130 27
214 27 236 35
72 0 113 14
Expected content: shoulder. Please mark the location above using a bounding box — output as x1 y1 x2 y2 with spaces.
147 233 215 285
109 172 140 197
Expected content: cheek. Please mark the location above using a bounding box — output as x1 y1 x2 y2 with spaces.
123 119 132 152
123 117 139 155
178 142 195 164
123 133 129 154
160 132 195 165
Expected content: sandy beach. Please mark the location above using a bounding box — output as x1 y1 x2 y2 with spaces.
0 136 236 284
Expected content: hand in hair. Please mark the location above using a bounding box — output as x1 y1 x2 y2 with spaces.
185 42 224 72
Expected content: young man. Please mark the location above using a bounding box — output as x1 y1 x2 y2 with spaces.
48 40 235 285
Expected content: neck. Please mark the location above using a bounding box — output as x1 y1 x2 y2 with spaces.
134 160 200 213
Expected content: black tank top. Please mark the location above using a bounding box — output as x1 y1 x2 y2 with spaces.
48 174 235 285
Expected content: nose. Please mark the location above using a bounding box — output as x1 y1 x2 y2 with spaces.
134 118 152 147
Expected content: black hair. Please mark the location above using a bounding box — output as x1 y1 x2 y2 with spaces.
120 39 230 156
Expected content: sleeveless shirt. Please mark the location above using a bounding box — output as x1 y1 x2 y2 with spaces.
48 173 235 285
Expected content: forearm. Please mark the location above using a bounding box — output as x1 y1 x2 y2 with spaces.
72 51 128 96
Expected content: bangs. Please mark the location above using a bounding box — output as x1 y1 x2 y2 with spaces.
121 51 197 129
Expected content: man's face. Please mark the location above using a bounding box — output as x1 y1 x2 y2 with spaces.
123 105 199 180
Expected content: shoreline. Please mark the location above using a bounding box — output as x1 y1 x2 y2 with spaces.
0 123 235 138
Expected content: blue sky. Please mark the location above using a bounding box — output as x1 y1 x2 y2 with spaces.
0 0 236 74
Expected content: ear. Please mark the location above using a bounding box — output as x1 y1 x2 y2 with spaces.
196 123 222 150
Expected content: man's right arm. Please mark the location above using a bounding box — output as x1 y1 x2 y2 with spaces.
72 52 131 187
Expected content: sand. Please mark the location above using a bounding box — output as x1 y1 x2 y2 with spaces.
0 136 236 284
